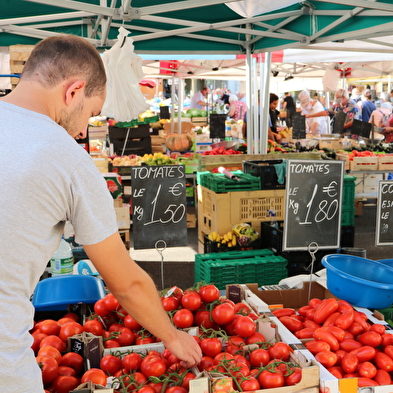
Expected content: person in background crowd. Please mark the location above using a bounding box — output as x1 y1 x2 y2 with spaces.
310 89 360 135
0 35 202 393
237 91 247 103
357 89 376 123
299 90 329 135
269 93 285 143
190 86 210 109
369 102 392 128
381 113 393 142
350 87 361 103
227 94 247 122
282 92 295 129
389 89 393 103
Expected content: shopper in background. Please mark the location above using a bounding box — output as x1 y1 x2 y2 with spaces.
350 87 361 103
190 86 210 109
357 88 376 123
269 93 284 143
281 92 295 128
227 93 247 122
0 35 202 393
369 102 393 128
299 90 329 135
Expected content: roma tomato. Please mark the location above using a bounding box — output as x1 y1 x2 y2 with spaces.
350 346 376 363
279 316 303 333
313 328 339 352
313 298 339 325
358 331 382 347
321 326 345 342
375 352 393 372
258 370 284 389
381 333 393 347
374 369 392 385
305 340 330 355
295 328 317 339
39 320 61 336
173 309 194 329
339 339 362 352
357 377 379 387
81 368 107 385
334 309 355 330
36 355 59 385
309 298 323 309
322 312 340 327
199 284 220 303
271 308 296 318
212 303 235 325
370 323 386 335
358 361 377 379
234 316 256 337
51 376 80 393
341 353 358 374
315 351 338 368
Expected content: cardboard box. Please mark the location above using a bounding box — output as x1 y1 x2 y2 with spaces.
71 381 113 393
114 206 130 229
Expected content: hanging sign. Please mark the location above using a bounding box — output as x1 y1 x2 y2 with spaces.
131 165 188 250
283 160 344 251
292 112 306 139
209 114 226 139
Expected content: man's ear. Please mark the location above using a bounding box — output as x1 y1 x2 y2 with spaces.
65 79 86 106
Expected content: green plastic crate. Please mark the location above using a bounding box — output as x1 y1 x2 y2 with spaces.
341 207 355 226
342 175 356 210
196 171 261 192
194 249 287 289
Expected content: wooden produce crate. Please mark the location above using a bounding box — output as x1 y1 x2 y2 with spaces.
151 134 166 153
197 185 285 242
335 153 350 171
378 154 393 171
318 138 342 150
197 152 322 172
9 44 35 88
187 206 197 228
349 156 379 171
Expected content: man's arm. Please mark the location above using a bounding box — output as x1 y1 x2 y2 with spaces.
83 233 202 367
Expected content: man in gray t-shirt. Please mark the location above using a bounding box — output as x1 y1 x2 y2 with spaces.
0 35 201 393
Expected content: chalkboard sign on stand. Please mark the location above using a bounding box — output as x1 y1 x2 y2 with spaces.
131 165 188 250
333 111 347 134
376 180 393 246
352 119 372 139
292 112 306 139
160 106 170 120
283 160 344 251
209 114 226 139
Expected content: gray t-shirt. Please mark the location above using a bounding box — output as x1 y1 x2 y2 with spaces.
0 101 118 392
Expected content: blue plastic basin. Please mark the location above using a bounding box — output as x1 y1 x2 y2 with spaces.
32 275 106 311
321 254 393 309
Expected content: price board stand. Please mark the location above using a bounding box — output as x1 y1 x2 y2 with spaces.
376 180 393 246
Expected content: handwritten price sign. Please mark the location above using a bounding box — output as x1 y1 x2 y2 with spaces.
283 160 344 251
376 181 393 246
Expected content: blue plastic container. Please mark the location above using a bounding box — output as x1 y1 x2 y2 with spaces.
32 275 106 311
321 254 393 309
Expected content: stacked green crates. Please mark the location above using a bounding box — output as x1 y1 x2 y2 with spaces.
342 175 356 226
194 249 288 289
196 171 261 192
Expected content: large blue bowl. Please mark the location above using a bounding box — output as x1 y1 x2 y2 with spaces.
32 275 106 311
322 254 393 309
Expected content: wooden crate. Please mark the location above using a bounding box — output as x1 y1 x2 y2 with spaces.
9 45 35 88
349 156 378 171
335 153 350 171
187 207 197 228
151 135 166 153
198 152 322 172
378 154 393 171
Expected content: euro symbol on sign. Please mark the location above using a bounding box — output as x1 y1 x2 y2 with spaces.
323 181 338 198
169 182 184 197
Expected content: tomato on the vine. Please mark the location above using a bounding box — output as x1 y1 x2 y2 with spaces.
162 296 180 312
36 355 59 385
234 316 256 337
141 355 167 378
122 352 143 373
51 376 80 393
249 348 270 367
173 309 194 329
199 284 220 303
268 342 291 361
258 369 285 389
124 314 142 331
240 376 260 391
100 354 122 376
181 291 202 311
81 368 107 385
212 303 235 325
59 322 84 341
83 319 104 337
59 352 84 375
200 337 222 358
93 299 111 318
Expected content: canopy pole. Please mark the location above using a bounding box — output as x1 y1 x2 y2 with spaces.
252 56 258 154
261 52 272 155
178 75 183 133
171 73 176 133
245 29 253 154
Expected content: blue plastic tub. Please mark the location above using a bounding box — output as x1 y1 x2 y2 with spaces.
321 254 393 309
32 275 106 311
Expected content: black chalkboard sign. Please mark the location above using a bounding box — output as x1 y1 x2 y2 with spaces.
131 165 188 250
209 114 226 139
160 106 170 120
333 111 347 134
352 119 372 138
376 180 393 246
292 112 306 139
283 160 344 251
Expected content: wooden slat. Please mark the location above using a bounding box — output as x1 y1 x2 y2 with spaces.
9 45 35 61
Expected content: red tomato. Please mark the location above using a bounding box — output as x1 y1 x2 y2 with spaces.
39 335 66 352
212 303 235 325
295 327 317 339
59 352 84 375
315 351 338 368
104 339 121 348
321 326 345 342
234 302 252 315
165 387 188 393
305 340 330 355
122 352 143 372
36 354 59 385
138 387 156 393
166 286 184 302
234 316 256 337
322 312 341 327
357 377 379 387
309 298 323 309
268 342 291 361
350 346 376 363
258 370 284 389
341 352 358 374
83 319 104 337
284 367 302 386
313 328 339 351
279 316 303 333
303 319 321 329
339 339 362 352
81 368 107 385
334 309 354 330
375 352 393 372
93 299 111 317
245 331 266 345
240 376 260 391
57 366 76 377
336 299 353 313
298 305 312 316
31 332 48 353
199 284 220 303
103 293 119 311
271 308 296 318
116 327 135 347
38 345 62 365
51 376 80 393
374 369 392 385
313 298 339 325
381 333 393 347
334 350 347 365
358 361 377 379
181 291 202 311
57 317 77 327
213 352 234 364
328 366 344 379
249 348 270 367
62 312 79 322
194 310 218 330
173 309 194 329
346 322 364 337
59 322 84 342
100 354 122 376
141 355 167 378
200 337 222 358
161 296 180 312
370 324 386 335
123 314 142 331
358 331 382 347
39 320 61 336
198 356 215 371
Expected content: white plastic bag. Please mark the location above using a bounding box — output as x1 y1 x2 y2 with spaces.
101 27 149 122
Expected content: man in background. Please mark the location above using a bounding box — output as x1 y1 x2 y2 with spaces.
190 86 210 109
282 92 295 129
